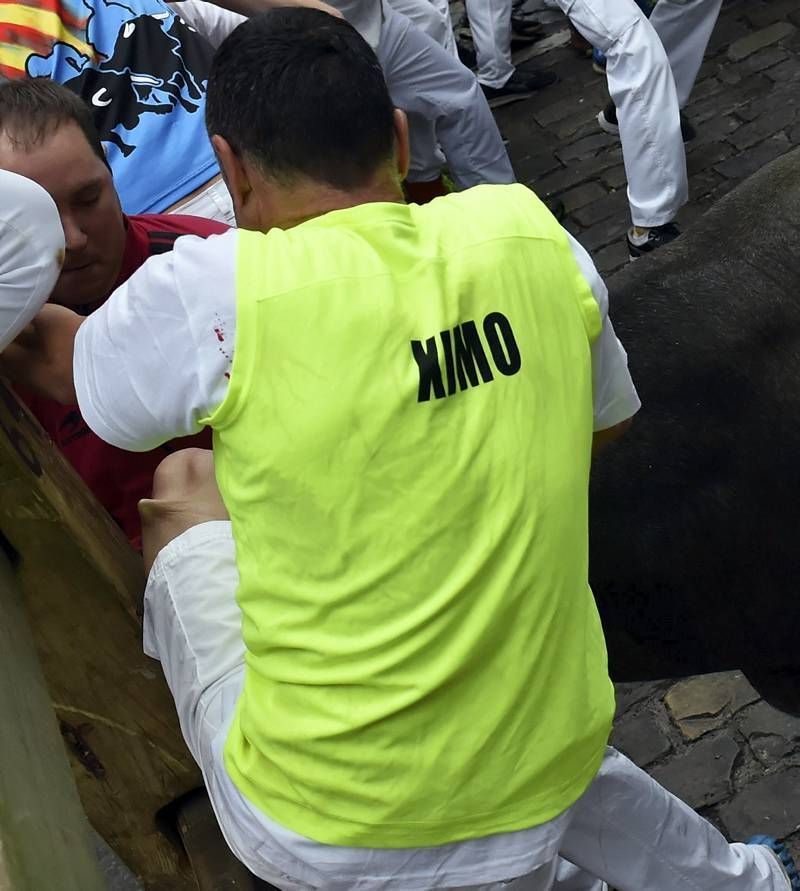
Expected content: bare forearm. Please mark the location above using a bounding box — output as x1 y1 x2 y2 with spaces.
0 308 83 405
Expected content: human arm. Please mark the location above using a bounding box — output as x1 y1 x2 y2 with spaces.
563 232 641 454
73 232 238 452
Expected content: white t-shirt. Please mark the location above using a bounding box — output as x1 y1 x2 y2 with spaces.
0 170 65 351
74 227 640 454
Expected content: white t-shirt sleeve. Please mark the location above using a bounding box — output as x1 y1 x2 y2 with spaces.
565 231 641 431
74 230 237 451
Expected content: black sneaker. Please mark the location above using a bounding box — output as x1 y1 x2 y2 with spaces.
481 69 558 108
597 101 696 143
627 222 681 259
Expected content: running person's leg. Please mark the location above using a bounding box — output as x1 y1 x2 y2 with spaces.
376 5 515 188
464 0 515 89
560 747 792 890
648 0 723 107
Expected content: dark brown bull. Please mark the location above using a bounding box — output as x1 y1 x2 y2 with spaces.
589 147 800 712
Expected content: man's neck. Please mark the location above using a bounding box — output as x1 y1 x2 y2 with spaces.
268 174 406 231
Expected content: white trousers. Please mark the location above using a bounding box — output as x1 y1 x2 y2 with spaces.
166 175 236 226
464 0 515 88
649 0 723 107
557 0 687 227
377 5 515 186
144 521 789 891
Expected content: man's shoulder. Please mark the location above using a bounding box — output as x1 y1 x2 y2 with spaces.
129 213 230 251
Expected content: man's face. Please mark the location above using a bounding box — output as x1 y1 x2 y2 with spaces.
0 121 126 307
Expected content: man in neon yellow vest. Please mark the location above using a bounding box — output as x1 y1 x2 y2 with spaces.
2 9 796 890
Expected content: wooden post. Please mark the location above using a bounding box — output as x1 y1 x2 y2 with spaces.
0 381 199 889
0 548 106 891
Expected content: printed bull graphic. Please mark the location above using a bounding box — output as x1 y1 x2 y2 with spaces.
23 0 218 213
27 3 212 157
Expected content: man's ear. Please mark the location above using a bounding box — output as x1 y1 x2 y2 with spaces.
392 109 410 182
211 134 251 222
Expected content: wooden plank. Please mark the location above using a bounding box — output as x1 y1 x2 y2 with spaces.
0 548 106 891
0 380 201 889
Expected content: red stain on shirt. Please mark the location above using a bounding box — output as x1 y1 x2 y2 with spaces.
214 327 225 342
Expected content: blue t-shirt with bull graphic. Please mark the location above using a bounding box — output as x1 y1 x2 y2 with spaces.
19 0 219 214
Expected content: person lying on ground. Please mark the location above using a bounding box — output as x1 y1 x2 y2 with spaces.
0 78 226 549
1 10 797 891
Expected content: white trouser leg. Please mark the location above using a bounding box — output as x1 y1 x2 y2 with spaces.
388 0 457 56
377 6 515 187
553 860 606 891
560 748 791 890
464 0 515 88
559 0 687 226
648 0 723 107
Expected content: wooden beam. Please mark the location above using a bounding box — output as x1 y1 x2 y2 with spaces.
0 548 106 891
0 381 200 889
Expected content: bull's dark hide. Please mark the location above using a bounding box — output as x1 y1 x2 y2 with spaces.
589 148 800 699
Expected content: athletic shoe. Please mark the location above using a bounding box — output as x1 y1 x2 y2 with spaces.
481 69 558 108
627 222 681 259
597 101 696 142
592 47 607 74
746 836 800 889
457 39 477 70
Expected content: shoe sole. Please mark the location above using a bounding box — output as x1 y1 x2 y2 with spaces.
596 111 619 136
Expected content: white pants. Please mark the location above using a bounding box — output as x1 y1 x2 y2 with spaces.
649 0 723 107
388 0 457 57
464 0 515 88
557 0 687 226
167 175 236 226
377 5 515 187
144 521 789 891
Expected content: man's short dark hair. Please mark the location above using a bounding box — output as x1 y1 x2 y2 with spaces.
0 78 107 162
206 9 396 191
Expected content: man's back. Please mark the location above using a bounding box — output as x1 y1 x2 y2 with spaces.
208 184 618 846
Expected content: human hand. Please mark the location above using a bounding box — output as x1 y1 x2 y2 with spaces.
0 304 83 404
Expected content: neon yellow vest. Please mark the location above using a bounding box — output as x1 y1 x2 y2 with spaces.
205 184 615 847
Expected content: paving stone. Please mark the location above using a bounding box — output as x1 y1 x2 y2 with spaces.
686 140 735 175
531 80 606 127
715 132 792 179
592 240 630 276
766 57 800 82
558 181 607 213
665 672 760 741
650 734 740 809
555 131 617 164
719 769 800 840
688 113 741 147
728 22 796 62
729 105 799 150
534 148 622 195
743 45 790 73
600 164 627 191
688 76 723 103
571 187 629 227
707 13 749 56
611 709 672 767
688 169 726 201
736 701 800 766
736 80 800 122
686 73 772 123
614 681 670 717
513 150 563 183
578 214 629 253
745 0 800 30
791 122 800 145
